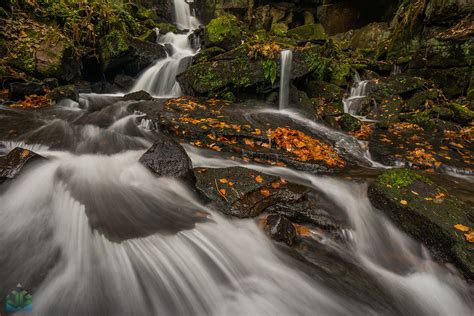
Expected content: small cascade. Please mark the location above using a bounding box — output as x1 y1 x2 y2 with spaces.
129 0 200 97
391 64 402 76
279 50 293 110
343 72 370 116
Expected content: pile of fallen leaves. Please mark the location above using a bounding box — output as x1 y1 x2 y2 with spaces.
267 127 345 167
350 123 373 140
247 41 282 59
10 95 51 109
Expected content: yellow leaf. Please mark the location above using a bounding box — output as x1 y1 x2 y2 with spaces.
454 224 470 232
465 231 474 243
400 200 408 205
255 175 263 183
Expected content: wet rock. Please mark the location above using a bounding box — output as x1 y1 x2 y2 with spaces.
250 5 272 31
0 148 44 184
407 67 471 99
123 90 153 101
368 168 474 278
9 82 45 101
304 80 344 101
139 134 195 182
264 214 297 246
98 31 167 79
194 167 308 217
178 46 326 96
114 74 135 91
155 97 348 171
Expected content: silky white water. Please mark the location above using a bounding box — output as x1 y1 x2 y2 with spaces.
129 0 200 97
279 50 293 110
343 72 370 116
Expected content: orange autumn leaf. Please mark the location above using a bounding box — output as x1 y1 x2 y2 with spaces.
271 181 281 189
219 188 227 196
255 175 264 183
454 224 470 232
400 200 408 205
219 178 228 184
465 231 474 243
260 188 270 197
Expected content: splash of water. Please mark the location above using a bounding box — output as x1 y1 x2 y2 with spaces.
343 72 370 116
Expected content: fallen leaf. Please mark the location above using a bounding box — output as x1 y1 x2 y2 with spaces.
255 175 263 183
219 188 227 196
260 188 270 197
400 200 408 205
465 231 474 243
454 224 470 232
219 178 228 184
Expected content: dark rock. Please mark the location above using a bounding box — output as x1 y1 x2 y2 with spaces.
0 148 44 183
114 74 135 91
98 31 167 80
264 214 297 246
123 90 153 101
9 82 44 101
368 168 474 278
407 67 471 99
139 134 195 182
304 80 344 101
194 167 308 217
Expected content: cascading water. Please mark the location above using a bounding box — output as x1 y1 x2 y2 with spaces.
343 72 370 116
129 0 200 97
1 1 473 315
279 50 293 110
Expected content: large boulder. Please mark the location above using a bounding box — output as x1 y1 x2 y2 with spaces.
194 167 308 217
97 31 167 80
139 134 195 183
368 168 474 278
287 24 328 42
0 148 44 184
9 79 58 101
425 0 474 24
204 14 241 50
178 46 327 96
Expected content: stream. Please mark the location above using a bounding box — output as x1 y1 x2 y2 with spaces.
0 0 473 315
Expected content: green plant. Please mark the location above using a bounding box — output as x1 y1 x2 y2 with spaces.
262 59 277 85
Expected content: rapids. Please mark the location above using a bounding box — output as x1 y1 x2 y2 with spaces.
0 0 473 315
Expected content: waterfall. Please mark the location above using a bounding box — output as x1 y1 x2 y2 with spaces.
342 72 369 115
279 50 293 110
129 0 200 97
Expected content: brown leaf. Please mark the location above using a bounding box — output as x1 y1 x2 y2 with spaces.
260 188 270 197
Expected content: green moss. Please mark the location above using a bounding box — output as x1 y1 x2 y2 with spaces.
206 15 240 44
448 103 474 125
378 168 423 189
155 22 178 34
270 23 288 37
330 63 351 86
287 24 327 41
195 68 222 92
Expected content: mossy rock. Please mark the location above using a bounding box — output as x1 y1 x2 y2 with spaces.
287 24 327 42
405 89 444 112
369 169 474 278
303 80 344 102
350 22 391 55
205 14 241 50
338 113 361 132
155 22 178 34
329 62 352 87
270 23 288 37
407 67 471 98
448 102 474 125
